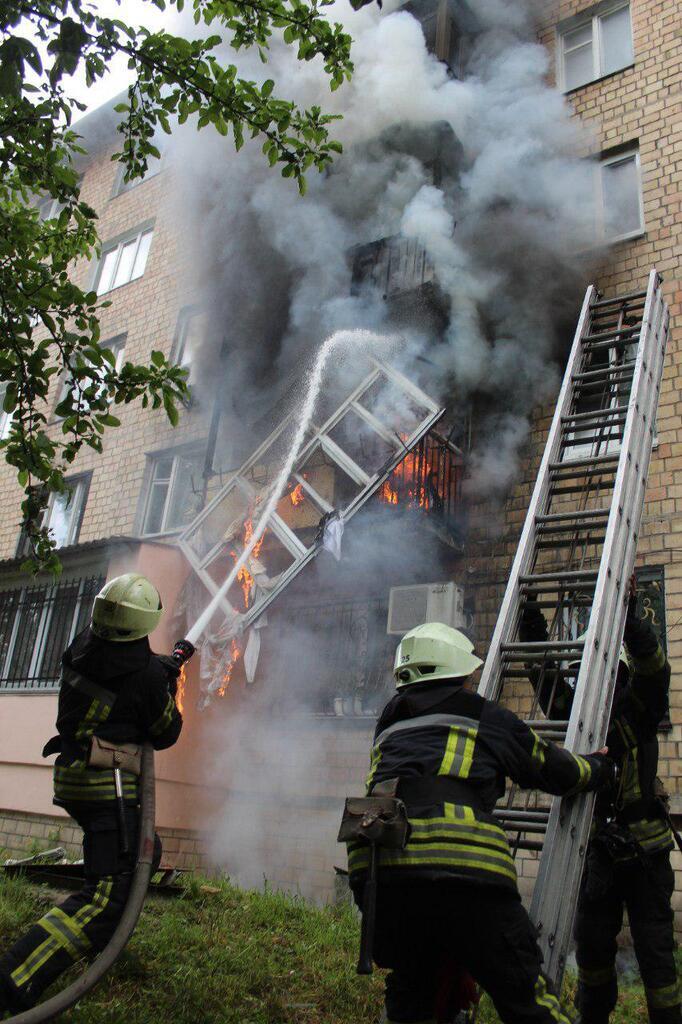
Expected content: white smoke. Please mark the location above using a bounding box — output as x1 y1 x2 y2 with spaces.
165 0 601 890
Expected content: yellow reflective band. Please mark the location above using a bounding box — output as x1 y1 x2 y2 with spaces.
10 936 62 989
365 746 381 793
535 975 575 1023
408 819 512 854
39 907 90 958
150 695 175 737
565 754 592 796
633 645 666 675
438 725 477 779
348 841 517 882
531 730 547 768
645 981 681 1009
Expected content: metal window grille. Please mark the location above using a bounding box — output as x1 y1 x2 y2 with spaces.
0 575 105 692
377 433 464 531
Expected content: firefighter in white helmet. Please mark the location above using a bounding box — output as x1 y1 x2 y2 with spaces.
0 573 188 1016
346 621 614 1024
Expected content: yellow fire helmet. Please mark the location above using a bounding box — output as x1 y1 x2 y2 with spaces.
394 622 483 689
91 573 163 642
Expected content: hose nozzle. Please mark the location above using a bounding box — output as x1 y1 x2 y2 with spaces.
171 639 195 667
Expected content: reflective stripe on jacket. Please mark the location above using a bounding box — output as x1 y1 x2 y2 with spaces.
347 682 608 891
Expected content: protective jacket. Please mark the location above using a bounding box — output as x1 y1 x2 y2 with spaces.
44 627 182 808
347 682 610 891
521 604 673 859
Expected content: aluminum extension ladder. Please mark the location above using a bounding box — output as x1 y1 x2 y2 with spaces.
477 269 670 986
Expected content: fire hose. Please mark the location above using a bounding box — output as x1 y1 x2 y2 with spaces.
5 639 195 1023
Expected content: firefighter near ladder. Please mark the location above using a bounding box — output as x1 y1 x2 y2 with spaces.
0 573 194 1019
521 578 682 1024
340 622 615 1024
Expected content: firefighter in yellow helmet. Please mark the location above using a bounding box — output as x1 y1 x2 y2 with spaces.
0 574 188 1016
346 621 615 1024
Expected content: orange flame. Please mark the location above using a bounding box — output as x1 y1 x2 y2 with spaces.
380 446 433 510
217 638 241 696
290 483 305 506
176 664 187 715
233 516 266 609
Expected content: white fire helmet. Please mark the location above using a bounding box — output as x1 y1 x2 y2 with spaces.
394 622 483 689
91 573 163 642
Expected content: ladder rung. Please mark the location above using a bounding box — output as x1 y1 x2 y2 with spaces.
583 325 641 343
536 509 609 524
502 641 585 651
495 808 551 821
583 338 638 353
500 822 549 834
524 720 570 730
560 434 622 448
502 665 581 677
536 537 606 550
591 289 647 309
562 405 629 424
520 570 598 583
549 454 619 472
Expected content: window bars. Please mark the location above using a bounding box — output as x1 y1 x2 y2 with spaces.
0 575 105 691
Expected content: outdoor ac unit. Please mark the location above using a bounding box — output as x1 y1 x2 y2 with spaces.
387 582 466 636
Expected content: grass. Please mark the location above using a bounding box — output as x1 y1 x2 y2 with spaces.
0 874 656 1023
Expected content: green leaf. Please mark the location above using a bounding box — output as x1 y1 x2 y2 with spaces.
261 79 275 97
151 350 165 368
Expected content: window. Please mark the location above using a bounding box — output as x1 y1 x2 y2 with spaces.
44 476 90 548
114 148 164 196
96 229 153 295
172 307 207 382
56 335 127 416
141 448 206 535
0 383 13 440
0 574 105 691
37 195 66 221
559 3 633 91
596 148 644 242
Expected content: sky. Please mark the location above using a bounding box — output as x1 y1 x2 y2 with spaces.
61 0 167 118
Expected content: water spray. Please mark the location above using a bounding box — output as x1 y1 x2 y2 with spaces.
185 329 390 650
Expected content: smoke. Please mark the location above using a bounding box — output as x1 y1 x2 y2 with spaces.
169 0 596 477
165 0 601 891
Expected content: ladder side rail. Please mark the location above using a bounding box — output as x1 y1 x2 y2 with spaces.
531 271 669 982
477 285 598 702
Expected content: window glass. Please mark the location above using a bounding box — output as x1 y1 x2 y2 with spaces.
132 231 152 279
564 37 594 91
165 451 206 530
113 239 137 289
0 383 12 439
600 5 633 75
46 481 85 548
602 155 641 238
97 248 119 295
143 481 169 535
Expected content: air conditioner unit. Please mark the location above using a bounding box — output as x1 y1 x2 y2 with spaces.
387 582 466 636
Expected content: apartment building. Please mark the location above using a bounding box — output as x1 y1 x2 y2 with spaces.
0 0 679 924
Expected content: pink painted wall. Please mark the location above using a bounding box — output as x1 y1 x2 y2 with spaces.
0 542 219 833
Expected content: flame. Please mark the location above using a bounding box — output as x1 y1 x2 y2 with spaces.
232 516 266 609
217 638 241 696
380 444 433 510
290 483 305 506
176 664 187 715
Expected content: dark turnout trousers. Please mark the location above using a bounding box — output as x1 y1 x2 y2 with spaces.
363 880 575 1024
575 851 681 1024
0 805 158 1013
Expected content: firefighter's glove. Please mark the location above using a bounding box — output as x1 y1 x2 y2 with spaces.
589 751 617 792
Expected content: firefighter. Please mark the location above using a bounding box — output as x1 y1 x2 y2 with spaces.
0 573 183 1017
346 621 615 1024
521 580 681 1024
